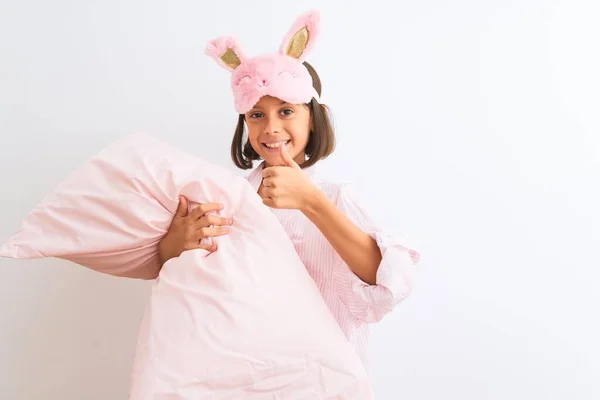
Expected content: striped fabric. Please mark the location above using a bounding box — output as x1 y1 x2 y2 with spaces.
245 163 421 369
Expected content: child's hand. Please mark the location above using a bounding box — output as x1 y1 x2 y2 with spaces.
260 145 319 211
158 196 233 266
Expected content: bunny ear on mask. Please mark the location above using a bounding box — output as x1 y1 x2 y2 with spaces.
205 10 323 114
279 10 321 61
205 36 248 71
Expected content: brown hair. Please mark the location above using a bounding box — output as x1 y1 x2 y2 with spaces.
231 61 336 170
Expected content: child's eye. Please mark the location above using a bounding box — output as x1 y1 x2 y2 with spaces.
249 112 264 119
280 108 294 116
236 75 251 86
278 70 298 79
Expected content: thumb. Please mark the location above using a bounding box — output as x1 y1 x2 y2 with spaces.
280 144 301 170
175 195 189 218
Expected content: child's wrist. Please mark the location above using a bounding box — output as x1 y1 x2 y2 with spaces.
157 239 175 266
301 187 326 217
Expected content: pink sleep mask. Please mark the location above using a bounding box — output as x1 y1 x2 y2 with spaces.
205 10 321 114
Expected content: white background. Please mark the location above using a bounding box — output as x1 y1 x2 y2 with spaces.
1 0 599 399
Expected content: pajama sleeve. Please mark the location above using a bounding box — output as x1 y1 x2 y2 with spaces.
331 183 421 323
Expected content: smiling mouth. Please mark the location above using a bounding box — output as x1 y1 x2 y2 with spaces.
262 140 290 150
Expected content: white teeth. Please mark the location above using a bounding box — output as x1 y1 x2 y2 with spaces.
265 141 287 149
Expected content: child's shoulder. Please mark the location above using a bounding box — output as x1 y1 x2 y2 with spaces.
307 167 358 204
312 177 351 196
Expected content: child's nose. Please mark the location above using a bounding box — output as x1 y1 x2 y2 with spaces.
264 118 281 135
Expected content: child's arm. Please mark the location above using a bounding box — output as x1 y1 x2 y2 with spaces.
327 183 421 323
301 189 381 285
261 146 420 323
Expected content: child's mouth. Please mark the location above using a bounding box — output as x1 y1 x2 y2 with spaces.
262 140 290 151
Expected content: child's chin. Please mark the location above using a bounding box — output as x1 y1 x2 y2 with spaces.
262 154 285 167
265 160 285 167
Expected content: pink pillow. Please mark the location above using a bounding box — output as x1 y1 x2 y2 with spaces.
129 176 373 398
0 132 240 279
1 133 373 397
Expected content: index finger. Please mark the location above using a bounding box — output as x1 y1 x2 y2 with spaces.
189 202 224 220
199 214 233 227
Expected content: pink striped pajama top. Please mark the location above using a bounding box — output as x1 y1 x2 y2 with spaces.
245 162 421 369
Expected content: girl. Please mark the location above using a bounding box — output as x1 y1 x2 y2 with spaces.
157 10 420 369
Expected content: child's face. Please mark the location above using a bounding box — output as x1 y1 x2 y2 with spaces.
244 95 311 167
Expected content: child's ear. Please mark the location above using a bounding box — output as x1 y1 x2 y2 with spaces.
205 36 247 71
279 10 321 61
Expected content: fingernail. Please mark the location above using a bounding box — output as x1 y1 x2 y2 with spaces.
226 217 233 224
211 244 218 251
